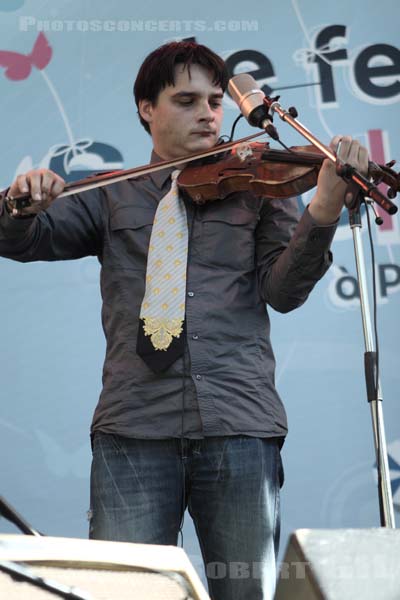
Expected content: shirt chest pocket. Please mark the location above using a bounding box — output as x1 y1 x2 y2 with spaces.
200 207 259 271
109 207 155 271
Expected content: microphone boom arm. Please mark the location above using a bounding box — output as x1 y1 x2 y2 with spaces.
264 96 397 215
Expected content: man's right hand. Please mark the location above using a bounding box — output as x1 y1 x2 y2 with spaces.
7 169 66 216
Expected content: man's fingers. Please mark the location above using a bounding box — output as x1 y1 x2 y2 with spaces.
329 134 343 153
335 135 352 163
16 174 29 194
331 135 369 177
27 172 43 202
9 174 30 197
41 171 54 201
10 169 65 204
6 169 65 216
346 140 362 167
49 176 66 199
359 145 369 176
41 172 63 204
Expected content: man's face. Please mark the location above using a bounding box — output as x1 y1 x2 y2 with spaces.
139 64 224 160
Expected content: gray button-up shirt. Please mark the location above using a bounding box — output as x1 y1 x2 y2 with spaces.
0 152 336 440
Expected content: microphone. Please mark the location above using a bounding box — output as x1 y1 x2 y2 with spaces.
228 73 279 140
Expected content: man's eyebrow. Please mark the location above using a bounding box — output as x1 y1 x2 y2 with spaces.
171 91 224 98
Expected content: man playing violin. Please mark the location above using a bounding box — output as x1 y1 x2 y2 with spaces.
0 41 368 600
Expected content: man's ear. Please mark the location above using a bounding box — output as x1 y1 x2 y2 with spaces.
138 99 153 127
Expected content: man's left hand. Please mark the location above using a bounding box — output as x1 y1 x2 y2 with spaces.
309 135 369 225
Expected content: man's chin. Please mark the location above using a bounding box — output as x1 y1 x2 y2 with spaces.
161 137 219 161
187 136 218 154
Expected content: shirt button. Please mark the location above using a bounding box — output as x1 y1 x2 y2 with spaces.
192 334 199 340
187 291 195 297
195 374 202 380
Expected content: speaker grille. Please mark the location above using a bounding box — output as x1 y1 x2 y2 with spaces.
0 535 209 600
0 565 192 599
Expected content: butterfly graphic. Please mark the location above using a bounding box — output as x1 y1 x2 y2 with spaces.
0 32 52 81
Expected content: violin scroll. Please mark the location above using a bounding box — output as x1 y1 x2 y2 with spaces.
374 160 399 199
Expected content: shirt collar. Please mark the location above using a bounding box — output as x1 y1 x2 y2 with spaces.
149 150 176 190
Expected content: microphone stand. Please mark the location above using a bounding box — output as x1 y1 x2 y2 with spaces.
264 96 396 528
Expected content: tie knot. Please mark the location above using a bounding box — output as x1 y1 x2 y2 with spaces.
171 169 181 182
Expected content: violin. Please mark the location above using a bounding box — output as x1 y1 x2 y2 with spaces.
6 133 399 216
178 141 399 210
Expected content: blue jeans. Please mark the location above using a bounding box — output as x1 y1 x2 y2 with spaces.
89 433 283 600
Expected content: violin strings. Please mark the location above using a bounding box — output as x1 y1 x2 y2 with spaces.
275 138 296 154
229 111 297 156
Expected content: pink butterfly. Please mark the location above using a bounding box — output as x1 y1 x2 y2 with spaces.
0 32 52 81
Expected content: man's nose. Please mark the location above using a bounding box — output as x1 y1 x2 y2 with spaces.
197 101 214 121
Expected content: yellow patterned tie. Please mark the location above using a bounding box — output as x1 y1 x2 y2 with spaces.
139 170 188 351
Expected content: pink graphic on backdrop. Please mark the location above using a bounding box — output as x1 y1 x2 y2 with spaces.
0 32 51 81
0 33 123 182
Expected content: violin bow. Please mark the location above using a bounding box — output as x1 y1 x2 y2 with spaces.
7 131 268 213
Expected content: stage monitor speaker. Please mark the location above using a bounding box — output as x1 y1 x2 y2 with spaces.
275 528 400 600
0 534 210 599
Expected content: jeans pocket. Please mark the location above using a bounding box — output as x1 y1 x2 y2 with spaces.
92 431 123 456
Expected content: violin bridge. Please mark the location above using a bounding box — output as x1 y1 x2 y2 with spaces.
232 143 254 162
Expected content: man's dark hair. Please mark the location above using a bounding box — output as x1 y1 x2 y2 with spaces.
134 41 228 134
